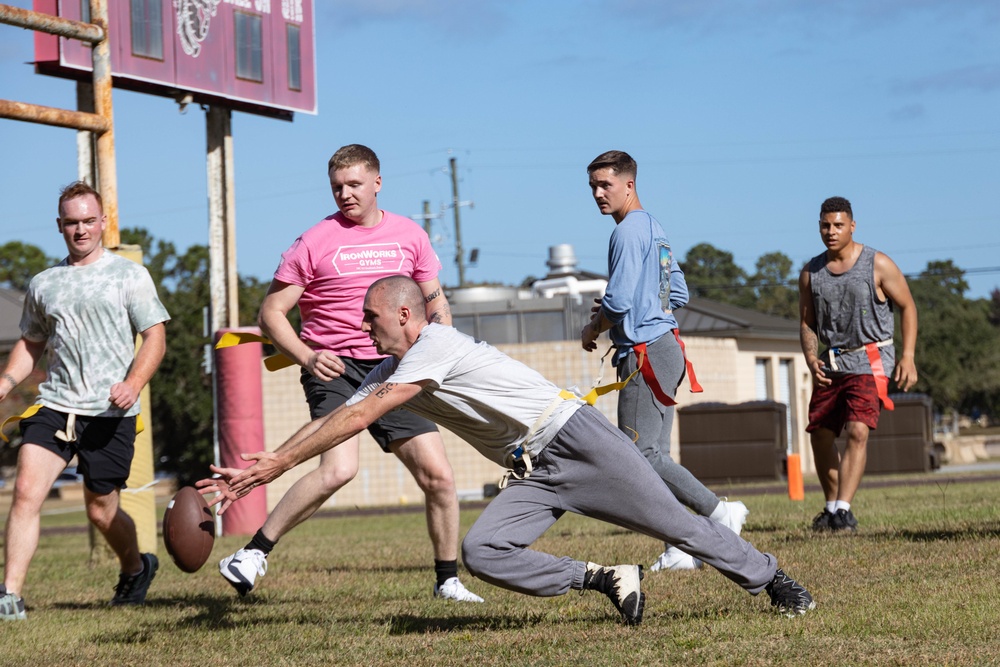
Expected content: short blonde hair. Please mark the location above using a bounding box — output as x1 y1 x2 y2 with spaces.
328 144 380 174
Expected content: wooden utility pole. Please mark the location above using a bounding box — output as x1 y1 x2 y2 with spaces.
450 157 465 287
422 200 433 236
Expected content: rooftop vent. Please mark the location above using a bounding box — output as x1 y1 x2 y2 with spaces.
546 244 578 277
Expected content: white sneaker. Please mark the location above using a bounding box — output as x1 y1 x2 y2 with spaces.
220 548 268 597
717 499 750 535
433 577 484 602
649 546 702 571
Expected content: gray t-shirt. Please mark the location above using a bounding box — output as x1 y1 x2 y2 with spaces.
20 251 171 417
347 324 583 466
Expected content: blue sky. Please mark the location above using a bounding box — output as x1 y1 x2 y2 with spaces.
2 0 998 299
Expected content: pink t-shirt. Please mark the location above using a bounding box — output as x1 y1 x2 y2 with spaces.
274 210 442 360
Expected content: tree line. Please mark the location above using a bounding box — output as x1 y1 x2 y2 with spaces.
2 235 999 481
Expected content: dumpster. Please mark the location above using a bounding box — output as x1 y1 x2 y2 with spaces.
678 401 787 483
858 393 935 474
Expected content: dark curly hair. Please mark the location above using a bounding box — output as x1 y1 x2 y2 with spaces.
820 196 852 219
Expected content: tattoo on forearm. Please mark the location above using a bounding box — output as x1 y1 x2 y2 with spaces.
1 372 16 388
430 304 451 324
800 324 819 358
375 383 396 398
424 288 441 304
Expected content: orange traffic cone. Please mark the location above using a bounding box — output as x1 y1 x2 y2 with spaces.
787 453 805 501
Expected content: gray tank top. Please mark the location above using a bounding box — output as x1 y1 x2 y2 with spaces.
806 245 895 376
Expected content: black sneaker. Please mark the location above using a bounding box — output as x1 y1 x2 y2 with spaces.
110 553 158 606
765 568 815 617
583 562 645 625
811 509 834 532
830 508 859 532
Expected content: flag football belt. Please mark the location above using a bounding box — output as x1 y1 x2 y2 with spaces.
633 329 704 407
827 339 894 411
1 404 145 444
215 331 296 371
498 389 580 490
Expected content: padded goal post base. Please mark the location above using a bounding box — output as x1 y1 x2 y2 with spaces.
215 327 268 536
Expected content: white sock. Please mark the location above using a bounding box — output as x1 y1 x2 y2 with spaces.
709 500 728 522
826 501 837 513
834 500 851 512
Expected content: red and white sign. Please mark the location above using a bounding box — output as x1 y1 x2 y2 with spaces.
33 0 316 119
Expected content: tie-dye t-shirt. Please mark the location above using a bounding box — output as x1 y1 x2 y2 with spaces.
20 251 170 417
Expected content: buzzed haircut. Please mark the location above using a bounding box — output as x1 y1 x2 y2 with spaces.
820 196 853 220
368 275 427 322
328 144 380 174
587 150 637 180
58 180 103 217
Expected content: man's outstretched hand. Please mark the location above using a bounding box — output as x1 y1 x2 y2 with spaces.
195 451 286 515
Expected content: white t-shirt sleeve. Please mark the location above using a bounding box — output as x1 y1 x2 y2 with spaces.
384 330 456 388
345 357 400 406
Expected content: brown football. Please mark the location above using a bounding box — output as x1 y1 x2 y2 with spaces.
162 486 215 573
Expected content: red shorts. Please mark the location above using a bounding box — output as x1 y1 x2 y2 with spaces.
806 374 882 435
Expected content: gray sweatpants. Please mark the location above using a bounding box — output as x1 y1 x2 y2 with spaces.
462 406 777 597
617 331 720 517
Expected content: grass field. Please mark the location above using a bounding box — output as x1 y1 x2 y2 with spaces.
1 472 999 666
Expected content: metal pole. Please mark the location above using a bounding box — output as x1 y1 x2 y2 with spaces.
0 3 103 42
422 200 432 236
207 106 227 333
206 105 238 332
450 157 465 287
0 99 108 133
0 4 108 135
90 0 119 247
223 112 238 328
76 82 97 186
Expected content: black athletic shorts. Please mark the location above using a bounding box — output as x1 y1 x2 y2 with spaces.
20 406 137 495
300 356 437 453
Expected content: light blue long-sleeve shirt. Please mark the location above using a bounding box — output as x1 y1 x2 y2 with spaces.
602 209 689 364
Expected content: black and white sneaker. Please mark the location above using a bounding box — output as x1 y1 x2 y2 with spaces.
220 548 268 597
765 568 815 617
583 562 645 625
110 553 158 606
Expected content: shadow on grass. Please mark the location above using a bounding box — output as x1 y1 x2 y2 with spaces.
888 525 1000 542
383 612 552 634
745 518 1000 541
52 594 278 631
378 610 644 634
747 522 1000 542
